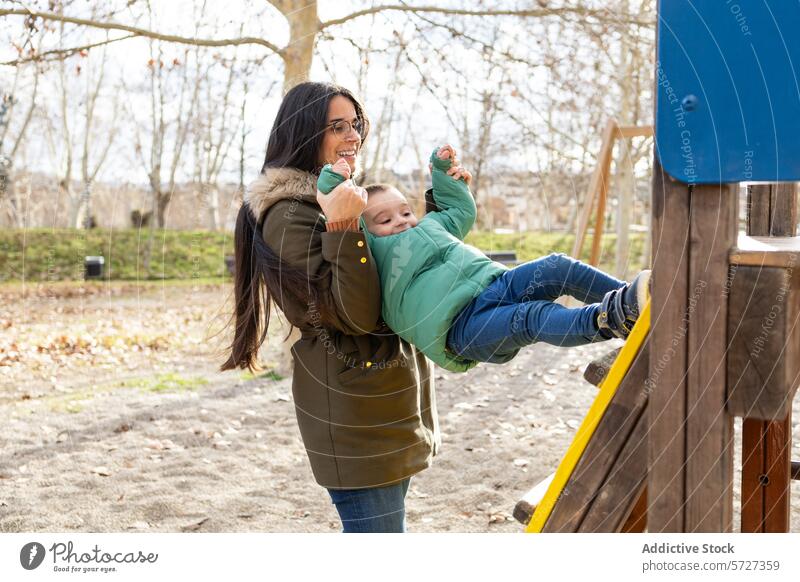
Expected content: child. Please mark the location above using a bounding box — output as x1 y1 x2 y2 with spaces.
317 146 650 372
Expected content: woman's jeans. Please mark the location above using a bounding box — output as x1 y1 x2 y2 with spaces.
447 253 626 363
327 478 411 533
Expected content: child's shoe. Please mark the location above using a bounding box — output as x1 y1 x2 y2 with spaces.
597 269 651 339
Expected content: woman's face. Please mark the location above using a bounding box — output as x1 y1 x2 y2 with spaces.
318 95 362 173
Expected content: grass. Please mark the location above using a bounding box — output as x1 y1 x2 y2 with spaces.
27 373 211 415
0 228 234 282
465 231 648 277
0 227 646 283
239 369 285 382
120 373 209 393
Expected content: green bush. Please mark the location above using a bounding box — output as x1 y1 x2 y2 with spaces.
0 227 646 282
0 228 234 282
465 231 647 276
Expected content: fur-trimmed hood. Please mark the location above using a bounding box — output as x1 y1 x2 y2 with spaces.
244 167 318 221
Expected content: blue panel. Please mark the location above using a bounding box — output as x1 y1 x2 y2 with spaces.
656 0 800 184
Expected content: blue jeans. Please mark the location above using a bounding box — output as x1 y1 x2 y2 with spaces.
447 253 626 363
327 478 411 533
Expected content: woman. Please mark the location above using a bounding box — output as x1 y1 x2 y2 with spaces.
222 82 440 533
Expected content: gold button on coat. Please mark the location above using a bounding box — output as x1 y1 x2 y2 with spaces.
357 241 364 247
360 257 367 263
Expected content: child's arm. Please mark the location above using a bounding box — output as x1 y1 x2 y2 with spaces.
425 145 476 240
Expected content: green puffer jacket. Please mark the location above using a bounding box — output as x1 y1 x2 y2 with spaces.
336 150 506 371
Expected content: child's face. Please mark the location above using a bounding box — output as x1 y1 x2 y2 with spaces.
363 187 419 236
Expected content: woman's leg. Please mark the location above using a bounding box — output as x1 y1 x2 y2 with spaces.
327 478 411 533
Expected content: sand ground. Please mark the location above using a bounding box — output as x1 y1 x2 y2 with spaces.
1 282 798 533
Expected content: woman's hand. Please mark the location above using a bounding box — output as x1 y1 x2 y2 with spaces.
317 179 368 222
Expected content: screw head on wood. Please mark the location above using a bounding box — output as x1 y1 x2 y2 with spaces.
682 94 699 111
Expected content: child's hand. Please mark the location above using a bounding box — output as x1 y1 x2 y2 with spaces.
429 144 456 173
331 157 351 180
447 164 472 185
435 145 472 185
436 145 456 161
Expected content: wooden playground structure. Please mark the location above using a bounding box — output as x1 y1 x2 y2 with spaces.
514 1 800 533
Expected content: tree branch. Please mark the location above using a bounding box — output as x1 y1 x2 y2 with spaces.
0 9 282 54
320 4 650 30
1 33 135 66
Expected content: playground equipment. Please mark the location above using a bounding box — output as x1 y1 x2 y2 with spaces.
571 120 652 268
515 0 800 533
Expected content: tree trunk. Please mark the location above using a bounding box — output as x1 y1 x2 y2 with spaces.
157 189 171 228
280 1 319 91
204 183 219 231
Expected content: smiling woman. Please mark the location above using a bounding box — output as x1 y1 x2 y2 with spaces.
221 81 440 533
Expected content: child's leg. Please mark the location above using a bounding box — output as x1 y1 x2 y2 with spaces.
447 291 606 364
446 254 631 363
499 253 625 304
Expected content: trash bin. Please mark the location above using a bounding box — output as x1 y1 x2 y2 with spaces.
224 255 235 276
84 256 105 280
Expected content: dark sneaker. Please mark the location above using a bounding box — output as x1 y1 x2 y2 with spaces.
597 270 651 339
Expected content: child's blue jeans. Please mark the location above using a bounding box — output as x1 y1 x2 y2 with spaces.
327 478 411 533
447 253 626 363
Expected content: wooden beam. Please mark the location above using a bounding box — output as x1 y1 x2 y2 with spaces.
621 488 648 532
685 181 737 532
730 234 800 267
578 410 648 532
767 183 797 236
572 119 617 261
583 348 621 387
648 159 690 532
763 415 792 532
543 342 650 532
741 418 766 532
513 473 555 525
739 182 795 534
617 125 654 139
727 266 800 420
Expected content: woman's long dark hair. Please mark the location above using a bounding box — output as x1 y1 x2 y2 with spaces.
221 82 369 372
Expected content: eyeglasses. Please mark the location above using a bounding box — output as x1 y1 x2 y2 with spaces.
327 118 367 139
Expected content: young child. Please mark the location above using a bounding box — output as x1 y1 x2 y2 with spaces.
317 146 650 372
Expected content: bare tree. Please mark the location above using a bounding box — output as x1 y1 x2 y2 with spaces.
0 61 41 226
1 3 646 91
45 15 119 229
131 42 201 229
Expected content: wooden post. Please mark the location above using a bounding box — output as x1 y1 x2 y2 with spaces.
572 123 653 266
648 159 690 531
648 159 737 531
573 120 617 263
740 182 797 533
685 181 737 531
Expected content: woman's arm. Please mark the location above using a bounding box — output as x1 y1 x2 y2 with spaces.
261 200 381 336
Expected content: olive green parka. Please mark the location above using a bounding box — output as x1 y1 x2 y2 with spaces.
245 167 440 489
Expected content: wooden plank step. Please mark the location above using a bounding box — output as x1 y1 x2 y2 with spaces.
730 233 800 267
513 473 555 525
584 348 622 387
